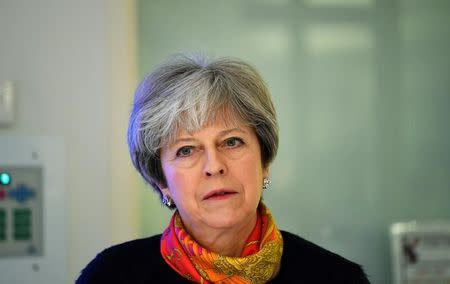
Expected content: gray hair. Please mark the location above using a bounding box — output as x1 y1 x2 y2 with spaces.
127 54 278 199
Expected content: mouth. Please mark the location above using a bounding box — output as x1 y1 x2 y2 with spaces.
203 189 237 201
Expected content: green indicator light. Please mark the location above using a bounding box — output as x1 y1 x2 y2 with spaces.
0 172 11 186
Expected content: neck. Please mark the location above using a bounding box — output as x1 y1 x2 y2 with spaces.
183 213 257 257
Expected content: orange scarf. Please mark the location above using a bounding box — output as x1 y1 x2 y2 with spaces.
160 203 283 283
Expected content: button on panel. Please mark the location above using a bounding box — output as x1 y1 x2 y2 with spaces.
0 172 11 186
14 209 32 240
0 209 5 241
8 184 36 203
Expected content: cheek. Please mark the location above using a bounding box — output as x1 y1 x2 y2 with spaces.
236 156 264 188
162 164 195 196
161 164 178 192
163 166 180 189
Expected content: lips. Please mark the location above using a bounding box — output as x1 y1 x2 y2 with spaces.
203 189 237 200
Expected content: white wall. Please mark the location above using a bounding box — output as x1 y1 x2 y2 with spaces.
0 0 139 282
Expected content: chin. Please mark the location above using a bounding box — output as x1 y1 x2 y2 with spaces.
204 210 252 229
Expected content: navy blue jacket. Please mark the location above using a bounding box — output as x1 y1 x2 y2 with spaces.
77 230 370 283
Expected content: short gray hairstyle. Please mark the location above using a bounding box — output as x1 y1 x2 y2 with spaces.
128 54 278 199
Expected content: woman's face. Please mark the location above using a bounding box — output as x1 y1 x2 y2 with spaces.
160 118 268 233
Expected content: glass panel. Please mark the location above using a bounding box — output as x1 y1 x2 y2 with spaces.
305 0 373 6
137 1 450 282
305 24 373 53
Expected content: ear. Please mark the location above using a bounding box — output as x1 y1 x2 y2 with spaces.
160 187 170 197
263 167 269 178
156 182 170 196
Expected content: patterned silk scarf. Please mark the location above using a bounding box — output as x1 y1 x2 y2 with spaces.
160 203 283 283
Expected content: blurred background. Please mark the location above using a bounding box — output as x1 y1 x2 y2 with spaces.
0 0 449 283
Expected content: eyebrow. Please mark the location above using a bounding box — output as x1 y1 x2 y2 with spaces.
172 127 247 145
219 127 247 137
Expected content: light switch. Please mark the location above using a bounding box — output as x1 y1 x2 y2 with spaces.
0 81 14 126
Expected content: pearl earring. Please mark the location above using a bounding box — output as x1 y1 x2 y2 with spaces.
162 195 174 208
262 177 271 191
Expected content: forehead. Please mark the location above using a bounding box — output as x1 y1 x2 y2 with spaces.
164 105 252 142
175 116 251 138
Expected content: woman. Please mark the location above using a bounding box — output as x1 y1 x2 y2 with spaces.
77 55 370 283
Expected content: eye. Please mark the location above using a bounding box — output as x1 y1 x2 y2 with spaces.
176 146 194 157
223 137 244 148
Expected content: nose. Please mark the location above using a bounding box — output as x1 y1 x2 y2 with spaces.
204 149 226 177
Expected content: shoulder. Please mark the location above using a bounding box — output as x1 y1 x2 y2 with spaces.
98 234 162 260
76 235 189 283
280 230 356 266
90 234 162 268
100 234 161 254
273 231 370 283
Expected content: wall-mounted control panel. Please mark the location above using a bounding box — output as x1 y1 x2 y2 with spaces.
0 166 43 257
0 137 66 283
